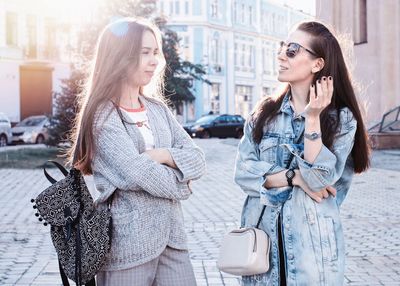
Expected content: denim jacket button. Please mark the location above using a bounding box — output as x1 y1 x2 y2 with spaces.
288 254 294 260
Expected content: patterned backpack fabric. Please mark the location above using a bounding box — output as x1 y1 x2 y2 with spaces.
31 161 112 286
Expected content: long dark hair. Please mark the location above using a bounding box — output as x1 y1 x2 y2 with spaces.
252 21 370 173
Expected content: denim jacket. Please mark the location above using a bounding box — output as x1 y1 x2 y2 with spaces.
234 94 357 286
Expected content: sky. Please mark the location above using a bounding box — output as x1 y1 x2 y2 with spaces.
17 0 317 24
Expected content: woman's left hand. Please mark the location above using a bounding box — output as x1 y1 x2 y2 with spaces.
304 76 334 119
294 170 336 202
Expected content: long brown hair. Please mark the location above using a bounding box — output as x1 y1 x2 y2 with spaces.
252 21 370 173
67 18 166 174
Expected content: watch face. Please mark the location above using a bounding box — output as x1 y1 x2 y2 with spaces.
286 169 295 179
305 132 321 140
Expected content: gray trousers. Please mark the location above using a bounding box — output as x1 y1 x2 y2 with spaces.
96 246 197 286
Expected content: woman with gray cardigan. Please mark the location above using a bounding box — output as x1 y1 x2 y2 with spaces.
67 18 205 286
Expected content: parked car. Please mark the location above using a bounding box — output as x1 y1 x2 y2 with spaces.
0 112 12 147
183 114 245 139
12 115 49 144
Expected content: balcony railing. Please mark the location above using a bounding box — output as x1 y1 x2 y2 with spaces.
369 105 400 133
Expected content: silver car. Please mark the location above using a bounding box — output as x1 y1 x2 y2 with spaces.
12 115 49 144
0 112 12 147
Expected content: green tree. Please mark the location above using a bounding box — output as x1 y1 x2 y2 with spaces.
47 70 83 146
157 18 210 110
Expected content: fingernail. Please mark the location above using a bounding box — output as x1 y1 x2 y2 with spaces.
322 77 326 81
311 84 314 88
328 76 332 80
317 80 321 83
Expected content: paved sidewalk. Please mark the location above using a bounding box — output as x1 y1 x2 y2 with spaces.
0 139 399 285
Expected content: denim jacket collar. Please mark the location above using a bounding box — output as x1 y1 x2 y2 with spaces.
279 91 306 119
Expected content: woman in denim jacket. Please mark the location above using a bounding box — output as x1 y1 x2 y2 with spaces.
234 21 370 286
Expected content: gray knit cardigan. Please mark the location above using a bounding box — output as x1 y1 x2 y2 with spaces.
91 96 206 271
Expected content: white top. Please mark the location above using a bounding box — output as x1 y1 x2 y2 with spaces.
120 105 155 150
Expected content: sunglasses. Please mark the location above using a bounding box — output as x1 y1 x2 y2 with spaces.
278 41 318 58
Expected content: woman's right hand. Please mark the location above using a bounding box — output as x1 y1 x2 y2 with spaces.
294 170 336 202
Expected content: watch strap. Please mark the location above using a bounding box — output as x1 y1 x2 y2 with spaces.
304 131 321 141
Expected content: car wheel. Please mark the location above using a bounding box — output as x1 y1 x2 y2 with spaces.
236 129 244 138
36 134 45 144
201 130 211 139
0 134 7 147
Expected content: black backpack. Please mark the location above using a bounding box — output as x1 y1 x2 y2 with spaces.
31 161 113 286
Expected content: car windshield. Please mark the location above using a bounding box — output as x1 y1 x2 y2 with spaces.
195 115 218 124
16 117 45 127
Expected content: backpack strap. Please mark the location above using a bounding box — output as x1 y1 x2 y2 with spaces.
43 160 69 184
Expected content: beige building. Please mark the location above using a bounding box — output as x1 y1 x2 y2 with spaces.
0 0 76 122
316 0 400 125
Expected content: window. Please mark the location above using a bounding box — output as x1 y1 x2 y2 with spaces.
354 0 367 44
175 1 180 14
182 35 190 60
234 115 245 123
263 43 273 75
241 4 245 23
235 41 254 70
6 12 18 46
233 1 237 23
263 87 271 97
235 85 252 116
44 18 57 59
26 15 37 58
241 44 245 66
169 2 173 15
211 37 219 64
210 83 220 114
267 12 272 32
216 115 229 123
185 1 189 14
248 46 254 68
184 36 189 46
272 13 276 32
234 43 238 66
211 0 218 18
273 42 278 75
249 6 253 25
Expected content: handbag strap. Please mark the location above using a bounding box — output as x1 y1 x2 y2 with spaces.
255 129 304 228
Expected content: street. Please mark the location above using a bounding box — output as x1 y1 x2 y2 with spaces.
0 138 399 285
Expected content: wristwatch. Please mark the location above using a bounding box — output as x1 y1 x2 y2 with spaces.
285 169 295 187
304 131 321 141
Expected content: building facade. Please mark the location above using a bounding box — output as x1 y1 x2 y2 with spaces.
316 0 400 124
0 0 74 122
157 0 312 121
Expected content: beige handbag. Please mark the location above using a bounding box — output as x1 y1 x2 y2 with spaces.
216 221 270 275
217 131 303 276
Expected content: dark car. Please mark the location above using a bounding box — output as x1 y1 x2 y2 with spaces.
183 114 245 139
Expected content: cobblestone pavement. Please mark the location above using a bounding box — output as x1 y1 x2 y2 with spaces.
0 139 399 286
